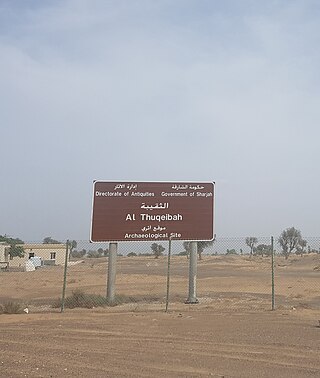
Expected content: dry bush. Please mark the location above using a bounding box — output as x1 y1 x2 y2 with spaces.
0 301 23 314
52 289 138 309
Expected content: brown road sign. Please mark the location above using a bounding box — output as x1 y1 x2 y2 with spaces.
90 181 214 242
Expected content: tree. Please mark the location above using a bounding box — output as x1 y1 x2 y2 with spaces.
67 240 77 261
254 244 272 257
226 249 237 255
182 242 190 259
245 237 258 258
278 227 303 259
197 241 214 260
296 238 307 257
0 235 25 259
8 245 25 258
87 250 102 258
150 243 165 259
307 246 319 254
0 235 24 245
183 241 214 260
97 248 104 257
71 249 86 259
43 236 61 244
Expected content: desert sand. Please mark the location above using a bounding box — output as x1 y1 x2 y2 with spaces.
0 254 319 377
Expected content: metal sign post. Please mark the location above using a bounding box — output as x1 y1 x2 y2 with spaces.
271 236 275 310
61 240 69 313
90 181 215 306
165 237 172 312
107 242 117 303
186 241 199 304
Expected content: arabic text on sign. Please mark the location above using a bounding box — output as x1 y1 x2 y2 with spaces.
140 202 169 210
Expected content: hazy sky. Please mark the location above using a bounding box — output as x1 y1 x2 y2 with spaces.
1 0 320 241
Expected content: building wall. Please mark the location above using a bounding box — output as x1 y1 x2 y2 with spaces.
8 244 66 268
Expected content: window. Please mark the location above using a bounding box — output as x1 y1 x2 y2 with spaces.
50 252 56 260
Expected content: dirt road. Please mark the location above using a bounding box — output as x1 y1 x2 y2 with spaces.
1 306 319 378
1 254 320 377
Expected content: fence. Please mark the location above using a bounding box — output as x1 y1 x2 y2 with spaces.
0 237 319 314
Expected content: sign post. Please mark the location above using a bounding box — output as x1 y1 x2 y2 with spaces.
107 242 117 303
186 241 199 304
165 237 172 312
271 236 275 311
61 240 69 313
90 181 215 304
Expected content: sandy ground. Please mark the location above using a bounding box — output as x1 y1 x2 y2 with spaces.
0 254 319 377
0 307 319 377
